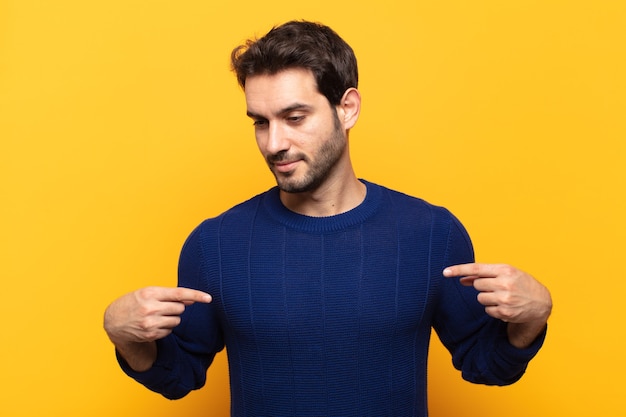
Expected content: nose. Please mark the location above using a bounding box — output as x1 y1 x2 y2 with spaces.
264 121 290 155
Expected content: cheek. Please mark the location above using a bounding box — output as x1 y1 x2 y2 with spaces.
290 120 327 146
254 135 270 159
253 128 267 147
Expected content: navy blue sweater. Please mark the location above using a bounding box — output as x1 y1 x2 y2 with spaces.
120 180 544 416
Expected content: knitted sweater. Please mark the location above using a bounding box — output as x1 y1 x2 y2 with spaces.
120 180 544 416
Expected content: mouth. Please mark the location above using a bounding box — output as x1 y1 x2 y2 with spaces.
272 160 301 173
268 152 305 173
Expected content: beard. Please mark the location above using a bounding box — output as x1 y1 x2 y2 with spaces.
267 111 346 194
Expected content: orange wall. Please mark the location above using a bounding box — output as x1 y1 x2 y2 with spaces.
2 1 625 416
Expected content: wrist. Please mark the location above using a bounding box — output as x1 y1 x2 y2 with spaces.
115 340 158 372
507 320 548 349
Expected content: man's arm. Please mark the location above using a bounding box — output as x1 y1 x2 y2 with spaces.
103 286 212 371
443 263 552 349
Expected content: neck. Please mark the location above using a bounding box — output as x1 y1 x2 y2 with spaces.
279 174 366 217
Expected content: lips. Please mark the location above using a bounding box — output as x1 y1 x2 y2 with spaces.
273 160 300 173
268 152 305 173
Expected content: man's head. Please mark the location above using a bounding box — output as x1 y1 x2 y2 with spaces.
231 20 358 106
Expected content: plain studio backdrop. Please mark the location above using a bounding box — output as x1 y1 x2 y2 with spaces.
1 1 624 416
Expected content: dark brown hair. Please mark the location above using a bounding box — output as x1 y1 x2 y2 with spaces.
231 20 358 105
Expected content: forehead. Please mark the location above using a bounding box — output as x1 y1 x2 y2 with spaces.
244 68 325 115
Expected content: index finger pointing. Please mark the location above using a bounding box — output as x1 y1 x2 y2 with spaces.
165 287 213 304
443 263 502 278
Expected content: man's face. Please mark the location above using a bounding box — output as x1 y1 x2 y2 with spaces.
244 68 348 194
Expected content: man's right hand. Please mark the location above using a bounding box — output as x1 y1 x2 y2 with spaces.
103 286 212 371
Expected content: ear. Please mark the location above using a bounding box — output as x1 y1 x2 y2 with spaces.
337 88 361 130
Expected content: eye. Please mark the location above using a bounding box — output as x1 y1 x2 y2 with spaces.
252 119 268 128
286 115 305 124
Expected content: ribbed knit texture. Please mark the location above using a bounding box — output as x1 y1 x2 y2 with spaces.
119 180 545 416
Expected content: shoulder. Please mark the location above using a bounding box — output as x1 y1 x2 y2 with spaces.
209 188 274 223
366 180 470 241
184 188 275 240
368 181 457 221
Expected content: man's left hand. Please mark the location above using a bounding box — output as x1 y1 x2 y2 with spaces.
443 263 552 348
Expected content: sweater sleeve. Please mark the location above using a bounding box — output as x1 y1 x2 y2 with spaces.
117 222 225 399
432 210 546 386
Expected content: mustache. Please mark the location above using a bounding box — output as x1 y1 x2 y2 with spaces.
266 151 306 164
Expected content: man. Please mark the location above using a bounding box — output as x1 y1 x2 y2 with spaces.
104 21 552 416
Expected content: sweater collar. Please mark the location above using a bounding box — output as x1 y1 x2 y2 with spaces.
262 180 382 233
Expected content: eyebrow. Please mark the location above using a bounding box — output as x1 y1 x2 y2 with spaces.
246 103 313 119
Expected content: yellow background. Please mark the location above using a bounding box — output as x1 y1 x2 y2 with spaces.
2 1 624 416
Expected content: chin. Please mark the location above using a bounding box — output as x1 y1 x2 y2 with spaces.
277 183 310 194
276 177 316 194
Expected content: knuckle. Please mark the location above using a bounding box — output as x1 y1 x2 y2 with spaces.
468 264 481 275
140 286 160 298
500 310 517 323
137 303 156 317
501 264 517 276
499 292 516 306
143 330 162 341
137 316 156 332
500 280 515 293
134 287 154 303
172 287 187 302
